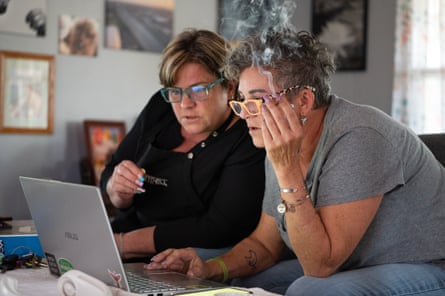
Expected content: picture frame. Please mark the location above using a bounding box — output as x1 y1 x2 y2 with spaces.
83 120 126 185
0 51 55 134
58 15 100 57
312 0 368 71
104 0 174 53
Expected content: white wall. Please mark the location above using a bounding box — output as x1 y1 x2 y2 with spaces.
0 0 395 219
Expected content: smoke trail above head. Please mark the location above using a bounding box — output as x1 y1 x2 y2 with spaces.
219 0 297 41
219 0 300 95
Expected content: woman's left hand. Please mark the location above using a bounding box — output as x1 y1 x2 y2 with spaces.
145 248 208 278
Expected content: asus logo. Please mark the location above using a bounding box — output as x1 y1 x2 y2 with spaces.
65 231 79 240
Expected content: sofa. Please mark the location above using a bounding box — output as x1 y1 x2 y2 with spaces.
419 133 445 166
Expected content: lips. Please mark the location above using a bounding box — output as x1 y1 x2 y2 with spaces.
182 115 199 121
248 125 261 131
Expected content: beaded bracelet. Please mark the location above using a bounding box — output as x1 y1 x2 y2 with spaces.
277 194 311 214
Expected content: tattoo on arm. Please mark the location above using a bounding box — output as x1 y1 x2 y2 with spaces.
244 249 257 271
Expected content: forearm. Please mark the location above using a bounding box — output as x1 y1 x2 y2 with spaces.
206 234 284 282
284 202 332 276
275 164 335 276
117 226 156 259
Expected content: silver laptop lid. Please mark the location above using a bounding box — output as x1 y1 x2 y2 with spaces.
19 176 131 290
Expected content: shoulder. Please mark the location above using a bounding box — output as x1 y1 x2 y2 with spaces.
140 90 172 118
137 90 176 128
215 116 265 162
324 96 412 149
223 117 258 149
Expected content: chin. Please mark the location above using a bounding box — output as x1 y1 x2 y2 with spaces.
252 137 265 148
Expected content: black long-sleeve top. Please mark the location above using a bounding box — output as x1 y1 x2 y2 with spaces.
100 91 265 252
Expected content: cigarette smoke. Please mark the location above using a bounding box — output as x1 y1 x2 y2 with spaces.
219 0 297 41
219 0 300 94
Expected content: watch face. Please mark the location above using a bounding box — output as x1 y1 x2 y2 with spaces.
277 202 286 214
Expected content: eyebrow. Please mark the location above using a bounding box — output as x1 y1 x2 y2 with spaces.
247 89 268 95
172 81 209 89
238 89 268 98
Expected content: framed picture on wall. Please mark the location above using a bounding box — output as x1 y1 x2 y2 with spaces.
0 51 55 134
83 120 126 185
58 15 99 57
104 0 174 53
312 0 368 71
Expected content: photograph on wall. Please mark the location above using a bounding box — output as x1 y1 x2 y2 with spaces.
0 51 54 134
84 120 126 185
0 0 46 37
58 15 99 57
104 0 174 53
312 0 368 71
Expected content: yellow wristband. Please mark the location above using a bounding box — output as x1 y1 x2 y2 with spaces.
209 257 228 282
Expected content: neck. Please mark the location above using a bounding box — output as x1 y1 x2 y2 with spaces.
175 109 235 152
299 106 327 162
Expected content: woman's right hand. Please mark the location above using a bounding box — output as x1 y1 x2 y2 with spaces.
145 248 208 279
107 160 146 208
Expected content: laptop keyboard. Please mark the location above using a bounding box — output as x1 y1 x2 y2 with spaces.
127 271 187 294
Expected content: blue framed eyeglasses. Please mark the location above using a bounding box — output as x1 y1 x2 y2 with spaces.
160 77 225 103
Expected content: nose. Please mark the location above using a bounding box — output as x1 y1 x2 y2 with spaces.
180 93 196 108
238 107 252 120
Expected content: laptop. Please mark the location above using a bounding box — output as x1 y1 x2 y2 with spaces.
19 176 228 295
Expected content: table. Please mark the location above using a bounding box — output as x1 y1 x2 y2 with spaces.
0 268 281 296
0 267 59 296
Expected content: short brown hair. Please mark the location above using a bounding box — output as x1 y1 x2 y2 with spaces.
159 29 229 87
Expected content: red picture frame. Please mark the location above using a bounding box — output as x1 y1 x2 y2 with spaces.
83 120 126 185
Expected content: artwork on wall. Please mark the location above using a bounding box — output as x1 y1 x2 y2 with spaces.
0 51 54 134
104 0 174 53
312 0 368 71
58 15 100 57
0 0 46 37
83 120 126 185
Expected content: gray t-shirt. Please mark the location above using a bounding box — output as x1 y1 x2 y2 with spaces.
263 96 445 270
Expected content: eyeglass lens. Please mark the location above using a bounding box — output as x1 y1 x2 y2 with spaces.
167 85 208 102
230 100 262 116
163 77 224 103
244 101 262 114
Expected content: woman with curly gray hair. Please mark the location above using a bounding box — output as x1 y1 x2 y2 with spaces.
146 29 445 295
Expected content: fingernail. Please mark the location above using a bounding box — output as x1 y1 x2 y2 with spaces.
139 176 145 182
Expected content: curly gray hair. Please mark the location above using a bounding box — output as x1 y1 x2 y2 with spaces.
224 29 336 108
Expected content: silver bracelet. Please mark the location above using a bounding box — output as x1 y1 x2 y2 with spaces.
277 194 311 214
279 188 299 193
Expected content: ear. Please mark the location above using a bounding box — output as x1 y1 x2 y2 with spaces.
226 80 238 99
298 89 315 114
